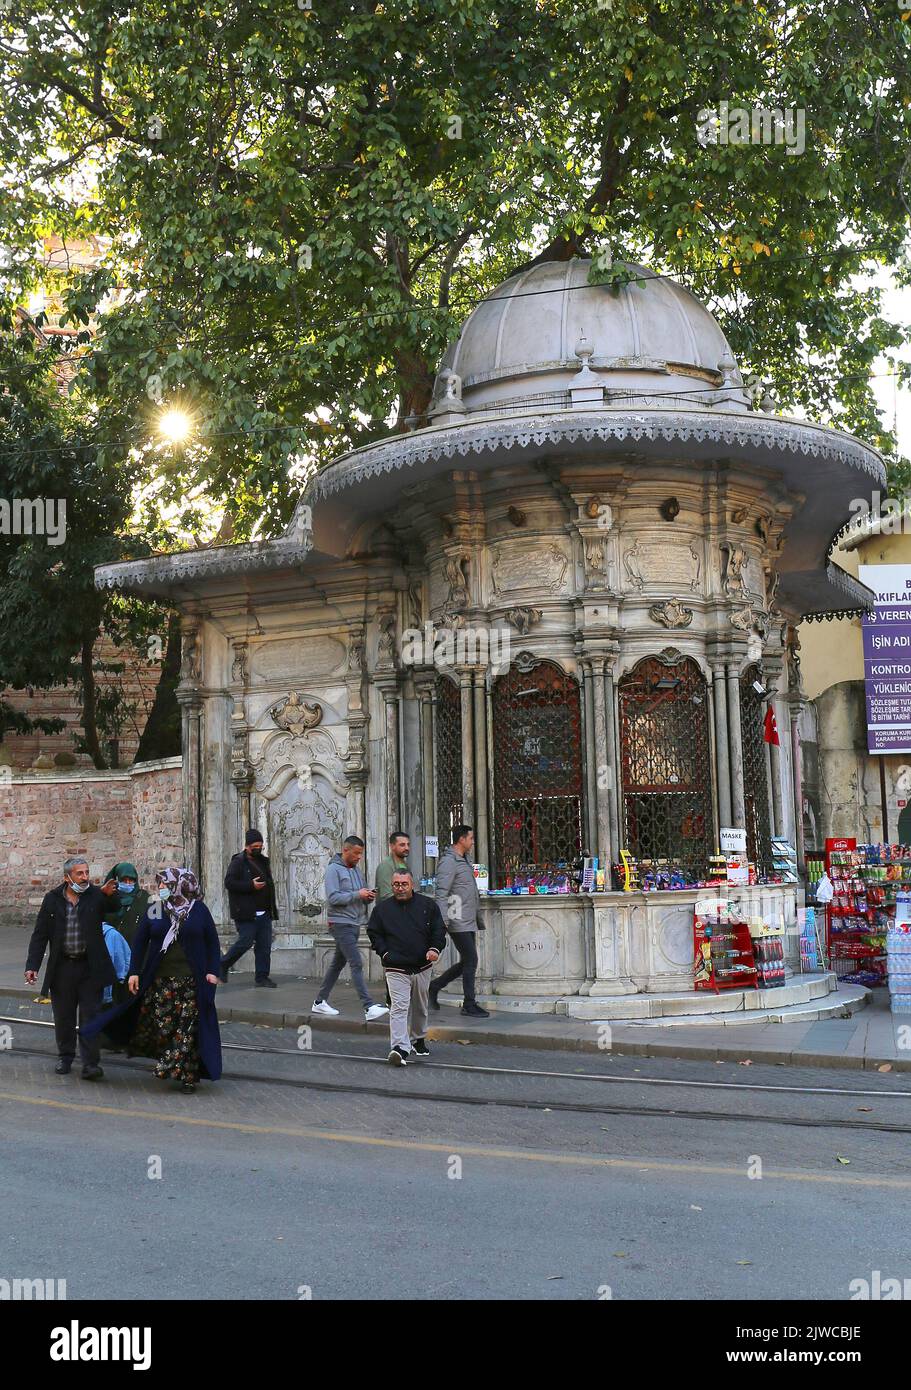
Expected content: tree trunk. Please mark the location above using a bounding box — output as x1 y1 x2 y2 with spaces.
80 635 108 769
135 612 182 762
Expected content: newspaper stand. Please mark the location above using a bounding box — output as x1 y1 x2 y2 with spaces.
694 898 758 993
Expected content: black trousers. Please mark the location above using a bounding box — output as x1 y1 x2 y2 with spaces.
221 915 272 978
50 957 102 1066
433 931 478 1004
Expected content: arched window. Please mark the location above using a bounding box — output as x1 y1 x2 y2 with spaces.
740 665 773 875
618 654 712 873
492 657 583 886
434 674 463 846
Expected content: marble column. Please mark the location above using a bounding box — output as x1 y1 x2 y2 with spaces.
458 668 475 823
472 669 489 868
590 658 612 867
581 663 598 856
726 664 746 828
769 699 785 837
417 678 436 878
179 694 202 872
712 666 732 827
789 699 807 873
604 668 621 856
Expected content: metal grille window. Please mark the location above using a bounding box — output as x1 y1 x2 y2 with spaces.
740 666 773 876
618 655 713 873
434 675 463 845
492 658 583 886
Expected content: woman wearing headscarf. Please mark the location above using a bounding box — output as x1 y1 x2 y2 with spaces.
83 867 222 1092
103 862 150 949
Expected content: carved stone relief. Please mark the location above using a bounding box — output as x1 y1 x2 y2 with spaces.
624 538 701 593
491 542 568 596
270 692 323 736
648 599 694 629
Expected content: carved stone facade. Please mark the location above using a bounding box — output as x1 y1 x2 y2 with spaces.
95 257 884 1009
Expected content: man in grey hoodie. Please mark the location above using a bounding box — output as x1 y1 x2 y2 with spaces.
430 823 490 1018
313 836 389 1021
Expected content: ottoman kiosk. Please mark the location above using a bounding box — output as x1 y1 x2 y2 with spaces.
95 258 883 1017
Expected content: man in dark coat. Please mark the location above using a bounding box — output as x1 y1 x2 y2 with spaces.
367 868 446 1066
220 829 279 987
24 856 120 1079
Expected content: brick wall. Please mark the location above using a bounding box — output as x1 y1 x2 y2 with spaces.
0 757 182 928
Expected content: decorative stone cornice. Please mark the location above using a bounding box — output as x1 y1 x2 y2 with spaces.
94 533 313 595
303 408 885 505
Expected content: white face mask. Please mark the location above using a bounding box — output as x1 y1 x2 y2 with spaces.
67 877 89 895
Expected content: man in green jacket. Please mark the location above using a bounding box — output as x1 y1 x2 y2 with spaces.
374 830 411 902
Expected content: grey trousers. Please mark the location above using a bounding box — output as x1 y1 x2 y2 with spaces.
318 923 373 1007
385 967 431 1052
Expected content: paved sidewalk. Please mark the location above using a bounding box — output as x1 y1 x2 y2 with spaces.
3 925 908 1071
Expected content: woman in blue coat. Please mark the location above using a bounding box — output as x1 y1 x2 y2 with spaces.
83 866 222 1092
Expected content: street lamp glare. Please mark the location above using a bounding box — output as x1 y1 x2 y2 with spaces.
158 408 192 443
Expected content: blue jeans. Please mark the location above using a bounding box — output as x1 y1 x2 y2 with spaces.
221 915 273 978
317 923 373 1008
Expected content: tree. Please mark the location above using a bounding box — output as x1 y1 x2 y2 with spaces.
0 302 169 766
1 0 910 544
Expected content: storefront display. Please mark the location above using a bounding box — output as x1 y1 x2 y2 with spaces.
694 900 759 992
822 839 909 986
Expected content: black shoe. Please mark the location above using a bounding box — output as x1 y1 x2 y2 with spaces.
81 1065 104 1081
55 1059 72 1075
387 1046 408 1067
460 1002 490 1018
180 1081 197 1092
428 982 441 1012
218 964 230 983
411 1038 431 1057
255 977 278 988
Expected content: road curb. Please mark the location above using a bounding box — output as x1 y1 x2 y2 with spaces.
3 982 907 1071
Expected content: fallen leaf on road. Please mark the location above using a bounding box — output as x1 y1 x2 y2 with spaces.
455 1039 472 1045
857 1107 873 1113
545 1275 563 1280
739 1059 753 1066
835 1155 851 1165
878 1064 893 1073
736 1261 752 1266
613 1252 627 1258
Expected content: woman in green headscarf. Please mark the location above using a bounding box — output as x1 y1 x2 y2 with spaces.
105 863 150 950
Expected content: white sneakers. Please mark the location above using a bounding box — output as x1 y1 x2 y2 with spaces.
312 999 388 1020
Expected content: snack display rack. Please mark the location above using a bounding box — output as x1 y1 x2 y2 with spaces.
694 901 759 992
823 839 909 987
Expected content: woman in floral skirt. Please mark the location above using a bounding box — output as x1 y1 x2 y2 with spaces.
84 867 222 1092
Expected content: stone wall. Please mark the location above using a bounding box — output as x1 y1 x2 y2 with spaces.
0 757 182 927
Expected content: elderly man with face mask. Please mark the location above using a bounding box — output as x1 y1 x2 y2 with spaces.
24 856 120 1079
366 868 446 1065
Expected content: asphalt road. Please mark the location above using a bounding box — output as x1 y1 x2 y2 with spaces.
2 995 911 1301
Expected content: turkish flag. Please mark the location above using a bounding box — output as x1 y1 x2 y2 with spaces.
763 704 780 746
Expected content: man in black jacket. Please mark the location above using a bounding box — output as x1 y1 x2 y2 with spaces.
24 856 120 1079
366 869 446 1066
220 829 279 987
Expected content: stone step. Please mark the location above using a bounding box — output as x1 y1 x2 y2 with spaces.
603 984 871 1027
425 971 845 1021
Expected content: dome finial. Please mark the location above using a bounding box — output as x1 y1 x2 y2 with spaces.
575 333 594 365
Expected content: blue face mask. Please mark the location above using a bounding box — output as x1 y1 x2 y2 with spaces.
117 881 136 894
158 887 171 901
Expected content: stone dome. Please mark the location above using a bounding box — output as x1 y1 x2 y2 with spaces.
433 257 746 414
